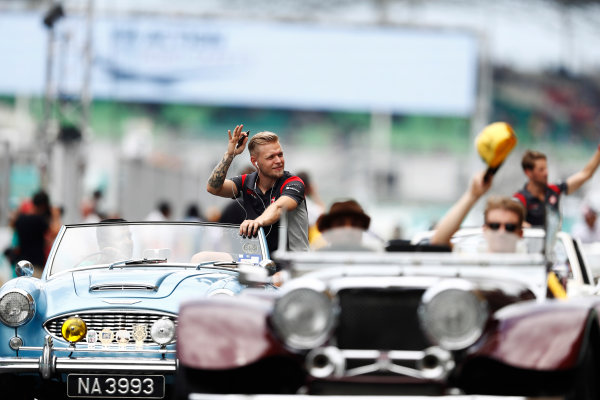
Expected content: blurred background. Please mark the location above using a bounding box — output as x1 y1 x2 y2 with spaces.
1 0 600 251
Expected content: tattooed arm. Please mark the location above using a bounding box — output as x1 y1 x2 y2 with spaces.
206 124 248 198
207 152 238 197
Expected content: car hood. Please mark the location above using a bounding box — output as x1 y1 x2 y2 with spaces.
70 267 241 299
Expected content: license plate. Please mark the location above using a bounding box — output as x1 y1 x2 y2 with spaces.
67 374 165 398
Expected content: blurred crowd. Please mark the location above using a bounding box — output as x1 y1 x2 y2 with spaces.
3 138 600 286
3 190 62 279
493 66 600 146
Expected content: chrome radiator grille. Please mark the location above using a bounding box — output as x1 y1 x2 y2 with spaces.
336 287 431 351
44 311 177 344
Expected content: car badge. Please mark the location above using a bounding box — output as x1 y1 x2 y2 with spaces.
86 329 98 348
116 329 130 347
132 324 147 347
100 328 113 347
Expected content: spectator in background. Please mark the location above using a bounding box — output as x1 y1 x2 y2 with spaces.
218 201 246 225
145 200 172 221
12 190 61 277
205 206 222 223
184 204 204 222
514 148 600 227
296 171 325 243
81 189 104 223
572 205 600 244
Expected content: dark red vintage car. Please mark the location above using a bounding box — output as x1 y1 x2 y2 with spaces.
174 248 600 400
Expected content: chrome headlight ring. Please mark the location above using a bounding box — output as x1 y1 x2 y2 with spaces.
418 279 488 351
0 289 35 327
271 285 336 350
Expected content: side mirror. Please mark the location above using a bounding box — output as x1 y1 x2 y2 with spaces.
259 259 277 276
16 260 34 277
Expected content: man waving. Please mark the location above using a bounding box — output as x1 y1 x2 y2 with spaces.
207 124 309 254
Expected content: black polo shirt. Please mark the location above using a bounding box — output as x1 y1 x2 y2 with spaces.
513 182 568 227
231 171 308 254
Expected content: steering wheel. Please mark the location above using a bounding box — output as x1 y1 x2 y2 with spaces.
71 247 129 268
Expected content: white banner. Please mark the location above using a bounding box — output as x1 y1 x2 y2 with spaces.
0 13 479 116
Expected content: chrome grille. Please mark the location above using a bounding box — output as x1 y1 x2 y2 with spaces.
44 311 177 344
336 287 431 351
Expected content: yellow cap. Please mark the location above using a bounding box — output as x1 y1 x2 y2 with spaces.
476 122 517 168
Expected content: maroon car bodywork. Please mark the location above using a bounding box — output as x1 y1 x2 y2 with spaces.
177 295 289 370
175 252 600 398
458 298 600 397
474 300 595 370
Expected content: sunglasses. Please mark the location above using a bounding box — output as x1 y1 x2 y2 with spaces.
485 222 519 233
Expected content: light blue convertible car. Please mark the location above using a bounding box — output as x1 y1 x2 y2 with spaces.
0 221 273 400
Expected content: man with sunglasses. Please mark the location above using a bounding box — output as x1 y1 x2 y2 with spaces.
431 171 525 252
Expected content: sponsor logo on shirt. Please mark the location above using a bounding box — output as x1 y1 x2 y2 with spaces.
285 184 302 194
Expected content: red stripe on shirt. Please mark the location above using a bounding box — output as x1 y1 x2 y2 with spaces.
514 193 527 206
548 184 560 194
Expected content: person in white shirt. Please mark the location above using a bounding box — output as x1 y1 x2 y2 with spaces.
145 201 172 221
572 205 600 244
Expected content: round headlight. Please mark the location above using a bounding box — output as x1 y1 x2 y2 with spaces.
61 316 87 343
150 317 176 345
419 281 488 350
271 288 336 350
0 290 35 327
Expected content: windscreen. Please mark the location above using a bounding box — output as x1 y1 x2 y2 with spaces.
49 223 265 276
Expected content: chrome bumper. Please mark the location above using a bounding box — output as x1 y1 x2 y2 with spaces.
189 395 528 400
0 335 177 379
304 347 454 380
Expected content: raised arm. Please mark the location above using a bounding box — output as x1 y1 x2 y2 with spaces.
566 145 600 195
430 171 492 247
206 125 248 198
239 196 298 238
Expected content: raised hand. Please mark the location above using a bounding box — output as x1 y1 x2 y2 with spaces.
227 124 248 156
